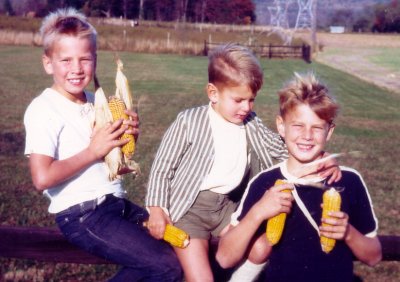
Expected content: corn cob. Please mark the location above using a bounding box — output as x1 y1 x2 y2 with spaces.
143 222 190 248
320 187 342 253
266 179 291 245
163 224 190 249
108 96 135 158
93 59 140 180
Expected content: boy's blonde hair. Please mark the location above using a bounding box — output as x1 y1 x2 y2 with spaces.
278 72 339 124
40 8 97 56
208 43 263 94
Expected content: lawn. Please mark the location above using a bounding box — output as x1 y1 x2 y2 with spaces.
0 45 399 281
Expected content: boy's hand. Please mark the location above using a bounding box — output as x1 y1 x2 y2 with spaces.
147 206 171 240
319 211 350 240
124 109 140 142
252 183 294 222
89 119 130 160
318 152 342 184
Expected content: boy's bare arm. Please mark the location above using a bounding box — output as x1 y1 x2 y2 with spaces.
216 183 293 268
320 211 382 266
30 119 128 190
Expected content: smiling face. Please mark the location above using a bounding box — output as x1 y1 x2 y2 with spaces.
277 103 335 172
42 35 96 103
207 83 256 124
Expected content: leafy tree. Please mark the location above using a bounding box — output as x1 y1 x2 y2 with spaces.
329 8 354 29
372 0 400 32
204 0 255 24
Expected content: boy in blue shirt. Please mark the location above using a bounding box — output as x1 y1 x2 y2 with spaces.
216 72 382 282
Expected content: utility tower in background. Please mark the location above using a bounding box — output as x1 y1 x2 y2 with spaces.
266 0 317 47
295 0 314 29
267 0 290 28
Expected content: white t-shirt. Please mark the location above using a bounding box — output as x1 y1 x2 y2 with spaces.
24 88 125 213
200 104 248 194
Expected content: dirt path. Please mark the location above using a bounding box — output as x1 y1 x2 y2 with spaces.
303 33 400 94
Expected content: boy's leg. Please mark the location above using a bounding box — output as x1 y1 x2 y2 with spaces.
174 238 213 282
56 195 182 282
228 260 265 282
228 229 270 282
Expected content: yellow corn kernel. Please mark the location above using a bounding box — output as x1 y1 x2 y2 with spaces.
163 224 190 248
320 187 342 253
108 96 135 157
266 179 291 245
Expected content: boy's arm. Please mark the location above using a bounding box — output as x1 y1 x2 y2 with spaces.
216 183 293 268
30 119 129 190
320 211 382 266
344 225 382 266
145 113 189 212
251 114 288 162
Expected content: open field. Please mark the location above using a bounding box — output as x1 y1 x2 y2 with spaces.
308 32 400 95
0 45 399 281
0 15 303 56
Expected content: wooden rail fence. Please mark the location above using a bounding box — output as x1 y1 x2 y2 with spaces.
0 225 399 264
203 41 311 63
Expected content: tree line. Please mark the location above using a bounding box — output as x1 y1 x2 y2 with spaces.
2 0 255 25
327 0 400 33
2 0 400 33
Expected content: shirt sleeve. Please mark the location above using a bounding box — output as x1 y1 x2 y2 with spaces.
24 98 63 158
344 169 379 237
145 111 190 209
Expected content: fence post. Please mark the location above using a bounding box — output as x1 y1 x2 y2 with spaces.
204 40 208 56
302 44 311 63
269 44 272 59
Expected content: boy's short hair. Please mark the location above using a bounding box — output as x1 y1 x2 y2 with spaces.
278 72 339 124
40 8 97 56
208 43 263 94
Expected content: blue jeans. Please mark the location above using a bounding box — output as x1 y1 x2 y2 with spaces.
55 194 182 282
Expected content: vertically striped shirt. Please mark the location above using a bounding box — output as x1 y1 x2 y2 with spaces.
145 105 287 222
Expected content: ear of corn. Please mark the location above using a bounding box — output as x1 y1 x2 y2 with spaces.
93 58 139 180
266 179 291 245
94 87 122 180
143 222 190 248
163 224 190 249
108 96 135 158
320 187 342 253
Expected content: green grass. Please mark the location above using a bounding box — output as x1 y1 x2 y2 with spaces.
368 47 400 73
0 45 399 281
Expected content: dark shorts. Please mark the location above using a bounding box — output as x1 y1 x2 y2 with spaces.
175 190 238 240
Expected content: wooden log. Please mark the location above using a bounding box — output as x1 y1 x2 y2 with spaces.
0 226 112 264
0 225 399 263
379 235 400 261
